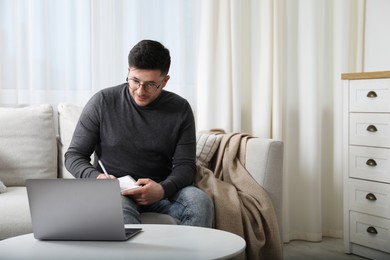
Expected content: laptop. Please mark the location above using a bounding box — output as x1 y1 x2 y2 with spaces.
26 178 142 241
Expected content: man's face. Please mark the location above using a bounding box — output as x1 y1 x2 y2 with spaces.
127 67 170 106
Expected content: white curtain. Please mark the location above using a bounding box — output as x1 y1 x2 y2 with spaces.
196 0 283 137
0 0 366 243
196 0 365 242
0 0 199 107
282 0 365 242
0 0 93 105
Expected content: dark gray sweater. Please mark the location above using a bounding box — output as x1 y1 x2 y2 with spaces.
64 84 196 198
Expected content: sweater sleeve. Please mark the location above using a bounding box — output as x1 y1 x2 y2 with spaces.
64 93 102 178
159 102 197 198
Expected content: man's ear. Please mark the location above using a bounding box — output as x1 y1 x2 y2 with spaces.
126 67 132 82
162 75 170 88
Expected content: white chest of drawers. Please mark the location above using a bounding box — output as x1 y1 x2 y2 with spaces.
342 71 390 260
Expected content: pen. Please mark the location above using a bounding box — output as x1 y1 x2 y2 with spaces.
98 160 110 179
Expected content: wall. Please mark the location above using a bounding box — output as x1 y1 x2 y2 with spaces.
364 0 390 71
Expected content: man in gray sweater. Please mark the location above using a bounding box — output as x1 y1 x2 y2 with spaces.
65 40 213 227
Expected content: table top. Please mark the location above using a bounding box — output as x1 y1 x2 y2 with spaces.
0 224 246 260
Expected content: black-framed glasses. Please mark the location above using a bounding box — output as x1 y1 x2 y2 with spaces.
127 77 163 92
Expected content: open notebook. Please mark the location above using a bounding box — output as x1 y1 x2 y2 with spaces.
26 179 141 241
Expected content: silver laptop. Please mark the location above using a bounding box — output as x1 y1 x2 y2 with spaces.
26 179 142 241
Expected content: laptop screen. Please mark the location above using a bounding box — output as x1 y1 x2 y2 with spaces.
26 179 141 241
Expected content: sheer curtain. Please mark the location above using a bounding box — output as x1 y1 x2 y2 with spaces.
0 0 199 107
1 0 366 243
0 0 93 105
196 0 365 242
196 0 283 137
282 0 365 241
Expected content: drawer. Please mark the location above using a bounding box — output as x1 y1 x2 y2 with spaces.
350 78 390 112
350 211 390 253
349 146 390 183
350 113 390 148
349 178 390 218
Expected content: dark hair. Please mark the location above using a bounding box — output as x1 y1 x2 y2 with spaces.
128 40 171 76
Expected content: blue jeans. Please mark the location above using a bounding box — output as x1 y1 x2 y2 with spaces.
121 186 213 228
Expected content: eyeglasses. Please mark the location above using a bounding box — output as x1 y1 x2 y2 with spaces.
127 77 163 92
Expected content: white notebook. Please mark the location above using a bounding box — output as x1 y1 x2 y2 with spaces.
118 175 140 191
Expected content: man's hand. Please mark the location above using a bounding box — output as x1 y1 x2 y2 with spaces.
96 173 116 179
121 178 164 206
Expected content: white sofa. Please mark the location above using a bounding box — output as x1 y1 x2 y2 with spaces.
0 104 283 241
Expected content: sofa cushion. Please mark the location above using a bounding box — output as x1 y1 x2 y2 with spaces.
0 105 57 186
57 103 84 178
0 187 32 240
196 131 223 167
0 179 6 193
139 212 179 224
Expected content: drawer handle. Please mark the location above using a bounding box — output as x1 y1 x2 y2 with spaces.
366 226 378 235
366 91 378 98
365 193 377 201
366 125 377 132
366 159 377 167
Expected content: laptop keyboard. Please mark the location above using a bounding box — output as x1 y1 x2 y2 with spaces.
125 228 142 238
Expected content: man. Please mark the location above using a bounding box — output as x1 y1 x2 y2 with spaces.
65 40 213 227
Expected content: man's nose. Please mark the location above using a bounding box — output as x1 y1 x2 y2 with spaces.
136 84 147 94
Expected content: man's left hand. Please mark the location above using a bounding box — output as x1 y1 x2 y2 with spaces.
121 178 164 205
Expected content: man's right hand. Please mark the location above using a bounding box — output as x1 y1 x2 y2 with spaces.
96 173 116 179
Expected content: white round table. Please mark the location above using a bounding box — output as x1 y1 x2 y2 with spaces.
0 224 246 259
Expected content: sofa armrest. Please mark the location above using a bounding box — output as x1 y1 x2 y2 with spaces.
245 137 283 240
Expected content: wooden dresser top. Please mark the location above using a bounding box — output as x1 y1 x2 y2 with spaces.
342 71 390 80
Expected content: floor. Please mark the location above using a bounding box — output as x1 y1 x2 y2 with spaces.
283 238 368 260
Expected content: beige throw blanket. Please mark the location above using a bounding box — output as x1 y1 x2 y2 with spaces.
195 133 282 260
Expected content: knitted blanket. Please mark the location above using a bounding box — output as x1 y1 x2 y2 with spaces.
195 133 282 260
